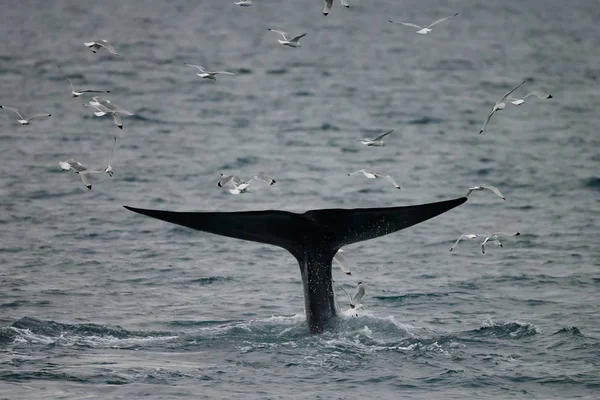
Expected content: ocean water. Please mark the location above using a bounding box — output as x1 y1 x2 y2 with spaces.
1 0 599 399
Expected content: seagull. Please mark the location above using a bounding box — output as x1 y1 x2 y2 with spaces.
84 40 119 55
389 13 458 35
508 90 553 106
234 0 252 6
350 282 365 309
449 233 479 251
184 64 236 80
86 97 134 129
218 174 276 194
348 169 401 189
465 185 506 200
356 129 393 147
481 232 520 254
59 137 116 190
479 80 527 134
57 65 110 98
323 0 349 16
0 105 51 125
267 29 307 48
333 249 351 275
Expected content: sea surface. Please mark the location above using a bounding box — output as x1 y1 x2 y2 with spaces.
1 1 599 399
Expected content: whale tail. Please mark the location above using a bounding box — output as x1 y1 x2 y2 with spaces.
124 197 467 333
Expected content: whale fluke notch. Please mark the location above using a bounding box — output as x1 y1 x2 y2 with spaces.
124 196 467 333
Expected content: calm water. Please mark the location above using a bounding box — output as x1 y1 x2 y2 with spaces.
1 0 599 399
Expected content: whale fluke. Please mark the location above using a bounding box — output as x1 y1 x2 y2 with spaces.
124 196 467 333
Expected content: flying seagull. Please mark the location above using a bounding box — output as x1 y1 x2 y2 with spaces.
0 105 50 125
84 40 119 55
348 169 401 189
389 13 458 35
356 129 393 146
59 137 116 190
323 0 349 16
235 0 252 6
465 185 506 200
481 232 520 254
218 174 276 194
508 90 553 106
350 282 365 308
479 80 527 134
58 64 110 98
86 97 134 129
268 29 307 48
185 64 236 80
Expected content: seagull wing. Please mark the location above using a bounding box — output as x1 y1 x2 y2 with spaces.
389 21 423 29
113 113 123 129
218 175 240 187
480 185 506 200
79 173 93 190
98 40 118 55
348 169 366 176
253 174 276 185
64 75 74 91
373 129 393 141
28 113 51 121
491 231 520 238
333 250 351 275
79 89 109 93
185 63 206 73
450 233 478 251
351 284 365 306
0 106 24 120
525 90 552 100
290 33 307 43
339 0 349 7
479 109 495 134
500 80 528 102
427 13 459 28
213 71 236 76
377 174 401 189
59 161 72 171
268 29 289 40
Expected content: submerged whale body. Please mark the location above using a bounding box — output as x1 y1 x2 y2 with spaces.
124 197 467 333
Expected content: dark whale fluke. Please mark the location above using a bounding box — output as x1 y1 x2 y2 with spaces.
124 196 467 333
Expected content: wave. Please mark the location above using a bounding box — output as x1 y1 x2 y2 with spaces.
469 320 540 339
0 317 177 348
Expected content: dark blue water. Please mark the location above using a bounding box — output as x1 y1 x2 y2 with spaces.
1 0 599 398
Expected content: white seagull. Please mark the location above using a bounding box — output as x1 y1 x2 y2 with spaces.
185 63 236 80
356 129 393 146
333 249 352 275
218 174 276 194
348 169 401 189
235 0 252 6
465 185 506 200
84 40 119 55
449 233 479 251
268 29 307 48
389 13 458 35
350 282 365 308
508 90 553 106
58 65 110 98
481 232 520 254
59 137 116 190
86 97 134 129
323 0 349 16
479 80 527 134
0 105 51 125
